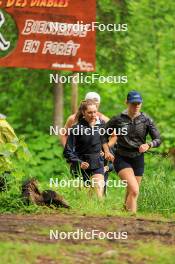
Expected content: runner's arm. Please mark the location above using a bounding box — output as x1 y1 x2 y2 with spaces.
60 115 75 147
147 118 161 148
63 131 82 164
101 118 117 161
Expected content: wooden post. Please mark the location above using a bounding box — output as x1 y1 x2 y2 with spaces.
71 72 79 114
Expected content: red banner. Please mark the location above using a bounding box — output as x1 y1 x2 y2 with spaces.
0 0 96 71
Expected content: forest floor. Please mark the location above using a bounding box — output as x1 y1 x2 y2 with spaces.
0 213 175 264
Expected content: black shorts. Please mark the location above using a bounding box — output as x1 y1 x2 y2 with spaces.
114 154 144 176
81 166 104 183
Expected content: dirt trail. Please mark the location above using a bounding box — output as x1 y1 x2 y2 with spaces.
0 214 174 245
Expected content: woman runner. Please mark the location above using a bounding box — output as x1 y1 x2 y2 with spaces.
63 100 105 198
103 91 161 213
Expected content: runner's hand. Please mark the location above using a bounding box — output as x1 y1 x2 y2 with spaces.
104 166 109 173
80 162 89 170
104 151 114 162
100 150 104 156
139 144 150 153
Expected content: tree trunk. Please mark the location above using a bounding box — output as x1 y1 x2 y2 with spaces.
71 72 78 114
53 74 64 129
118 0 128 74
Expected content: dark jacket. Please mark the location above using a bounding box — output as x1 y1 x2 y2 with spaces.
102 110 161 158
63 118 105 164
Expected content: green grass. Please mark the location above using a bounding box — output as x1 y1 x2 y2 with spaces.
0 240 175 264
0 143 175 218
138 153 175 217
132 241 175 264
